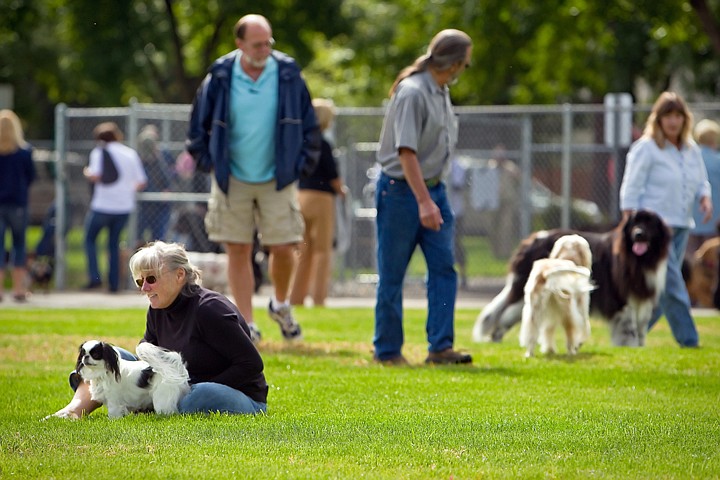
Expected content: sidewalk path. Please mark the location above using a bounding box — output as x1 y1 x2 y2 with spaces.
3 282 716 318
0 282 501 310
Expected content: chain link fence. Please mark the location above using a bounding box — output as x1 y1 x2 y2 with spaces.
38 100 720 291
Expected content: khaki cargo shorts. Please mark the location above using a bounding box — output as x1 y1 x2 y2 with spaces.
205 176 304 246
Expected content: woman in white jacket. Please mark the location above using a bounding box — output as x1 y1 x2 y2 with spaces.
619 91 711 347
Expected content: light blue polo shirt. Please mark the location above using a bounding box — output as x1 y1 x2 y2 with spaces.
228 51 278 183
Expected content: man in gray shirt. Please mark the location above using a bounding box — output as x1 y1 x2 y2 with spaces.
373 29 473 365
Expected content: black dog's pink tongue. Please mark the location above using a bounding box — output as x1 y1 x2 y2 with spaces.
632 241 648 256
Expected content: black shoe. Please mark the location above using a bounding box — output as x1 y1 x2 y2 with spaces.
425 348 472 365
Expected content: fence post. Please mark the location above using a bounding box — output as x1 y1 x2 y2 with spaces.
604 93 633 223
126 100 140 289
519 114 532 238
54 103 67 290
561 104 572 228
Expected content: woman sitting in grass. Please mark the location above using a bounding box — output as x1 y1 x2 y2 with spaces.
48 241 267 418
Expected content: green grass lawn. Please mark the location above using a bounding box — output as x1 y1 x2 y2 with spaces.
1 306 719 479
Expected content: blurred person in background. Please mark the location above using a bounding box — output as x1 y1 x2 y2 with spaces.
448 155 468 290
83 122 147 292
289 98 347 307
136 125 174 246
620 91 710 347
0 109 35 302
687 118 720 256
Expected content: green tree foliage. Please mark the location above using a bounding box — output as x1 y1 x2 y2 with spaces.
302 0 718 106
0 0 350 136
1 0 719 138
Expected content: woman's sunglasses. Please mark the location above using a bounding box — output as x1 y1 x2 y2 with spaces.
135 274 160 288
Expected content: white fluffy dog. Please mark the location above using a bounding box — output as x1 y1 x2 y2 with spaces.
519 234 594 357
548 233 593 269
76 340 190 418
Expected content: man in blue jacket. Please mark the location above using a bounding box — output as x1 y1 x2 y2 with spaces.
186 14 320 344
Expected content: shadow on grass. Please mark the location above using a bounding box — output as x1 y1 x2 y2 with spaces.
524 350 612 363
260 341 363 359
260 341 523 376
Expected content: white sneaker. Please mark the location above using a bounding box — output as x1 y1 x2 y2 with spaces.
268 301 303 341
247 322 262 345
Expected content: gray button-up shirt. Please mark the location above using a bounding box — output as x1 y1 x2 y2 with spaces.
377 70 458 179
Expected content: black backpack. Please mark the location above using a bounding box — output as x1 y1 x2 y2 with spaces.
100 148 119 184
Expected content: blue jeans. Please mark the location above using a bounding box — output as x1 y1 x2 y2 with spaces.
35 202 71 257
179 382 267 415
138 203 171 243
84 211 129 291
0 205 29 268
649 227 699 347
69 347 266 415
373 173 457 360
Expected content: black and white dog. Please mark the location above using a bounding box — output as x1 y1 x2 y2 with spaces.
474 210 671 347
76 340 190 418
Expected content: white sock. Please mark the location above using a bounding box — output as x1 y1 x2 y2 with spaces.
271 297 288 311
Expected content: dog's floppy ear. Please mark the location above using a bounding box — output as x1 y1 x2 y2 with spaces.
75 343 85 372
101 342 122 382
579 243 593 270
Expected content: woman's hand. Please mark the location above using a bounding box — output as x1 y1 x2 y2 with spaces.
83 167 99 183
700 195 713 223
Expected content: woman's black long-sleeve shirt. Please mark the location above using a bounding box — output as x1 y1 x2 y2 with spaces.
142 287 268 403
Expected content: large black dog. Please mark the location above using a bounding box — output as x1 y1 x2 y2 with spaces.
473 210 671 346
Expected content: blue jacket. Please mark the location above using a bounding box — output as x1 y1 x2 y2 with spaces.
0 146 35 206
186 50 320 193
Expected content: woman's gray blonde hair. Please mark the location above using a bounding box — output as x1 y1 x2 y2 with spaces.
129 241 202 296
694 118 720 146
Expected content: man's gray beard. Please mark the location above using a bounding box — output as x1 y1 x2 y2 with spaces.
449 71 462 86
247 57 268 69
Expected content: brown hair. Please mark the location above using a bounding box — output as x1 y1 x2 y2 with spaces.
643 91 693 148
389 29 472 96
0 109 28 155
93 122 123 143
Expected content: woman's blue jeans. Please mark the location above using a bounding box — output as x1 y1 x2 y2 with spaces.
83 210 129 291
179 382 267 415
649 227 699 347
373 173 457 360
0 205 29 268
69 347 266 415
